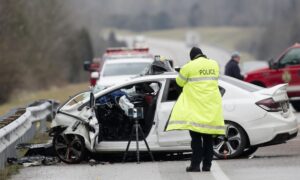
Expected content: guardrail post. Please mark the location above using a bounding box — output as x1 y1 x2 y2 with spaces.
0 100 57 170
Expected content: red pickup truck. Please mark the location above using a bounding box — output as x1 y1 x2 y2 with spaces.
245 43 300 111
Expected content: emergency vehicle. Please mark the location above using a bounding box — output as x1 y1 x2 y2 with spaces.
245 43 300 111
84 47 154 87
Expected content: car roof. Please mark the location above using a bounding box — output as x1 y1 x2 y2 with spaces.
133 73 261 92
93 72 261 100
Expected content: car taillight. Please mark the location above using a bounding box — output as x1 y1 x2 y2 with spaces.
256 98 281 112
90 72 99 87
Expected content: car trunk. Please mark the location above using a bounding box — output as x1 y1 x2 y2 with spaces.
255 84 290 117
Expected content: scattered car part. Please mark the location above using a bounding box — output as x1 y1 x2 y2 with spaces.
16 143 55 157
7 156 59 167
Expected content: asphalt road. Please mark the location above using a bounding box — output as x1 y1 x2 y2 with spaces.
146 37 230 69
10 130 300 180
9 37 300 180
131 37 230 73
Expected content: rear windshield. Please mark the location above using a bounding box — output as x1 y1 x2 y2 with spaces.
220 76 263 92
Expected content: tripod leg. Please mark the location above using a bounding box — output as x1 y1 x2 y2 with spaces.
122 125 135 163
135 124 140 164
138 125 154 162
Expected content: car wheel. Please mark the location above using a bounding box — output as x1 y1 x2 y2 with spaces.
213 122 247 159
53 134 86 164
291 100 300 112
240 147 258 157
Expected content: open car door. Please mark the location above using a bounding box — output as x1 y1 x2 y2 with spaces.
157 79 191 147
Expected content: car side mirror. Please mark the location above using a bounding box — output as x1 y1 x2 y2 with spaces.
167 60 174 68
83 61 91 71
268 58 279 69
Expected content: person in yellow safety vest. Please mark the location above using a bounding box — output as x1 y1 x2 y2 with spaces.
166 47 225 172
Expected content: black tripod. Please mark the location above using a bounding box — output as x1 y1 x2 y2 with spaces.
122 118 154 164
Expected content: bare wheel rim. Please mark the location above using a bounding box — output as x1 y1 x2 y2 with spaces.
213 124 242 157
54 134 84 163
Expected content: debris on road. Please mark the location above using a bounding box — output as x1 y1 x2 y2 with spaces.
88 159 109 166
7 156 59 167
6 143 59 167
16 143 55 157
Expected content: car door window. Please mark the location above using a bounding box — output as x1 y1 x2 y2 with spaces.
219 86 226 96
279 48 300 67
162 79 182 102
94 81 161 141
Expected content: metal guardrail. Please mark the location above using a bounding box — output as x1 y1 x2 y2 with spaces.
0 100 59 169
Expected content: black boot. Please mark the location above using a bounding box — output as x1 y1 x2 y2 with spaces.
186 166 200 172
202 167 211 172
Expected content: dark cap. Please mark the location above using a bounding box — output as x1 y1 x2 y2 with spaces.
231 51 240 58
190 47 203 60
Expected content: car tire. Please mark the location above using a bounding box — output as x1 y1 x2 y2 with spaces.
53 134 86 164
240 147 258 157
213 121 247 159
291 100 300 112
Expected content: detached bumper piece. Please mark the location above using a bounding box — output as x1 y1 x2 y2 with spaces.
7 143 59 167
16 143 55 156
7 156 59 167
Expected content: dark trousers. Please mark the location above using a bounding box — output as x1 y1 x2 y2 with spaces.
189 130 213 169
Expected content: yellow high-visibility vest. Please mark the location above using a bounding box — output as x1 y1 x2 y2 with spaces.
166 56 225 135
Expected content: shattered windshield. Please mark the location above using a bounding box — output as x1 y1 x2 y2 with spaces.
61 85 107 110
60 91 90 111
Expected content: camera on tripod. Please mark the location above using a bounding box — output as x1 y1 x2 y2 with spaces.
123 107 154 164
128 107 144 120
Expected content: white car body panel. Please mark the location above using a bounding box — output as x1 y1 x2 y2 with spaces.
53 74 298 153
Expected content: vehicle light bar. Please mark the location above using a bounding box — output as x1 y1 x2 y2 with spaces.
105 47 149 54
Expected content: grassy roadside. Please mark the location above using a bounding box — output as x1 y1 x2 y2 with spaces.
0 82 88 179
0 76 88 179
0 165 20 180
0 82 89 116
0 102 69 179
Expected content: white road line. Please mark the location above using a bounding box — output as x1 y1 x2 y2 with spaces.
184 161 229 180
211 161 230 180
184 162 215 180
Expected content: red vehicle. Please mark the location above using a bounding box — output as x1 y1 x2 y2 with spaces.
245 43 300 111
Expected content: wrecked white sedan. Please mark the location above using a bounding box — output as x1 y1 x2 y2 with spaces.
49 73 298 163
